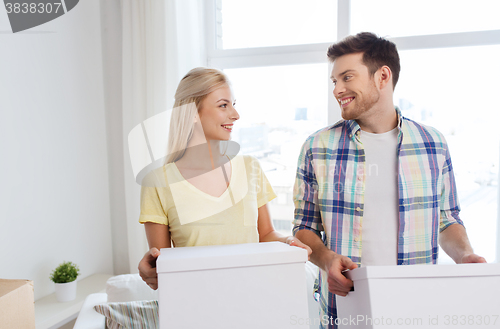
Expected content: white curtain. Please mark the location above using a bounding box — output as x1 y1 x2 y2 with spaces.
118 0 207 273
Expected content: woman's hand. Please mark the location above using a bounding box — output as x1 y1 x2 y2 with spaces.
138 247 161 290
285 236 312 259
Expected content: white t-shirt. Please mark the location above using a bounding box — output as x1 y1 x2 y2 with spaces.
359 128 399 266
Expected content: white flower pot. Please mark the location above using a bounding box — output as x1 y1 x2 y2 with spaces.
54 280 77 302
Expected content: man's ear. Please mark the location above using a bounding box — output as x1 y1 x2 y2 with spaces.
378 65 392 89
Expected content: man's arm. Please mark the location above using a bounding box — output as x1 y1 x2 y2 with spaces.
437 139 486 264
439 223 486 264
295 229 357 297
293 138 357 296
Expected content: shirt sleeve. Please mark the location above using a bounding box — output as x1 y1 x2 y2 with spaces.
439 142 464 232
138 171 169 226
293 138 323 236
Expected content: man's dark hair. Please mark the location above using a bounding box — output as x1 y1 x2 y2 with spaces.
327 32 401 89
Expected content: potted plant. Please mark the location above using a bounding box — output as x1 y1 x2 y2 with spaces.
50 261 80 302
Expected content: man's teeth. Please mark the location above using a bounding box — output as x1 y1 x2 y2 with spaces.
341 97 354 105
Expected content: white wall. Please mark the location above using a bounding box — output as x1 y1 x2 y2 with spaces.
0 1 114 299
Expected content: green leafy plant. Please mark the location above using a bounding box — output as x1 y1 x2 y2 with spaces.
49 261 80 283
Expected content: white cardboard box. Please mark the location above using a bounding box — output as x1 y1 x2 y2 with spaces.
336 263 500 329
157 242 309 329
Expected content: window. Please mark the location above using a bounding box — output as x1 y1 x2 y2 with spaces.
351 0 500 38
219 0 337 49
207 0 500 262
224 63 328 234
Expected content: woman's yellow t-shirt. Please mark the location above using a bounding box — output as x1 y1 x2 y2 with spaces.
139 155 277 247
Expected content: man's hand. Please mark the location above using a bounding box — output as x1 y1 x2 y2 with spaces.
460 253 487 264
138 247 161 290
326 253 358 297
295 229 358 296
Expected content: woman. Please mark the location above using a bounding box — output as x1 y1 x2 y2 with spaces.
138 67 311 289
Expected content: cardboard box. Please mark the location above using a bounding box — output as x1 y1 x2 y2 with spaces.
336 263 500 329
0 279 35 329
157 242 309 329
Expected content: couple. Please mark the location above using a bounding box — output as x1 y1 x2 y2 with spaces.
138 32 485 327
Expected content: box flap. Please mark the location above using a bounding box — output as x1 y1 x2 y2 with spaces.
345 263 500 281
157 242 307 273
0 279 33 297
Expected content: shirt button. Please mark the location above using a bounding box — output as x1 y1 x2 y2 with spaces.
354 237 359 242
356 207 362 212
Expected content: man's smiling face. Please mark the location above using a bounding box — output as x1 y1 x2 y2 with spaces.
331 52 381 121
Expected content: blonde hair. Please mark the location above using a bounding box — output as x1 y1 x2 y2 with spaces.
165 67 230 163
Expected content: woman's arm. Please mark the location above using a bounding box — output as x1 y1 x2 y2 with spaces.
257 204 312 257
145 222 171 249
139 223 171 290
257 204 286 243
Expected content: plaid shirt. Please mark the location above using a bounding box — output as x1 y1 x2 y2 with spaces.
293 109 463 328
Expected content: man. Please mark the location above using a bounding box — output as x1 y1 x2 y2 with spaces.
293 32 486 328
